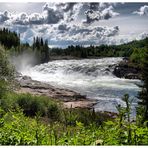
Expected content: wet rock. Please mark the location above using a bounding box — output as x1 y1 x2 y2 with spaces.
124 73 140 79
113 60 141 79
22 75 32 80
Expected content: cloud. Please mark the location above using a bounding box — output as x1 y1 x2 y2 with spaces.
83 9 100 24
136 32 148 40
62 3 76 12
0 10 11 23
29 13 44 25
41 3 82 23
6 21 119 46
40 23 119 46
83 4 119 24
101 6 119 20
42 3 64 24
0 3 120 25
5 20 148 48
133 5 148 16
0 3 64 25
58 23 70 34
57 3 84 22
12 12 29 25
1 2 147 48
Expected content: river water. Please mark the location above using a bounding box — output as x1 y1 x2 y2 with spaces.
21 57 141 116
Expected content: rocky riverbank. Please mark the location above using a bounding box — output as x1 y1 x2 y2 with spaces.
113 58 142 79
16 74 97 109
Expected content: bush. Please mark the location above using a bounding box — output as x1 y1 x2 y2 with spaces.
62 108 110 126
15 93 61 119
0 92 61 120
0 45 15 82
0 108 50 145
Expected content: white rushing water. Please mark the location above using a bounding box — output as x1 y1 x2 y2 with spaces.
21 57 141 116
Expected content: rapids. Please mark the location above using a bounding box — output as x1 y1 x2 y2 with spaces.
21 57 141 116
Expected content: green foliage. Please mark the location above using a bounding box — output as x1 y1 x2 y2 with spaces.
0 108 50 145
0 95 148 145
0 28 20 49
0 45 15 82
32 37 50 63
49 38 148 63
0 107 147 146
130 47 146 65
0 45 15 100
62 108 107 126
99 94 148 145
137 38 148 125
0 92 61 120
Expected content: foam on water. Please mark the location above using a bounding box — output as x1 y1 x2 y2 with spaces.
21 57 141 116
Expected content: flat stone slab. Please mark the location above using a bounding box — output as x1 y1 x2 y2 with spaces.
16 75 97 109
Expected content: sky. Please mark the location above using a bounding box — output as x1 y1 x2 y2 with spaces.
0 2 148 48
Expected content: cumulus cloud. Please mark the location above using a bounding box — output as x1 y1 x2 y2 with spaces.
0 3 120 25
15 22 119 46
0 10 11 23
101 6 119 20
83 4 119 24
136 32 148 40
0 3 64 25
5 20 120 46
6 20 148 48
53 3 84 22
1 2 147 48
29 13 44 25
42 3 64 24
83 9 100 24
12 12 29 25
133 5 148 16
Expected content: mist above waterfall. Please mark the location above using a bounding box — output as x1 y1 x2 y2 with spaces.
10 50 38 73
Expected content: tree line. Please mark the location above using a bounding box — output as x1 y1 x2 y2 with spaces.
0 28 20 49
0 28 49 64
49 37 148 63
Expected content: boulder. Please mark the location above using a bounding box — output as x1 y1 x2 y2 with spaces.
113 60 141 79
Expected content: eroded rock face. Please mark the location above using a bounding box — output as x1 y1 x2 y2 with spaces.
113 60 141 79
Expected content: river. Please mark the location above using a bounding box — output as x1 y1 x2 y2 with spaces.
21 57 141 116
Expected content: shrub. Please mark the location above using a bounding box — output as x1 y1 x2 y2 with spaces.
0 108 50 145
15 93 61 119
0 92 61 120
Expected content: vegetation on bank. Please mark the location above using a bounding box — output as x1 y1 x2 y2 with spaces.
0 28 148 145
0 93 148 145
